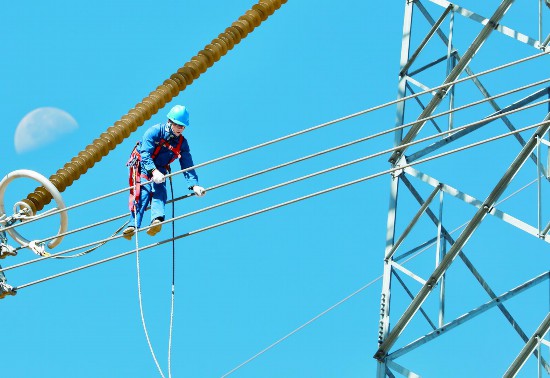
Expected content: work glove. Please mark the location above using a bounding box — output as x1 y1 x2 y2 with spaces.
152 169 165 184
193 185 206 197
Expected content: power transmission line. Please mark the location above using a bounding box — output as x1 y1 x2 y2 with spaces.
3 99 548 273
2 51 547 234
5 99 550 272
8 78 550 259
12 118 547 290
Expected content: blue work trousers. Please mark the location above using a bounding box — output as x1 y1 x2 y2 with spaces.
129 180 167 228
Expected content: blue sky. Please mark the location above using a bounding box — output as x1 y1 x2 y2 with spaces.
1 1 549 377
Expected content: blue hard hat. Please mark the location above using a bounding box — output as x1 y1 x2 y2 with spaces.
167 105 190 127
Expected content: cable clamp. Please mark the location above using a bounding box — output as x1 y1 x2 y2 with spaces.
0 279 16 299
0 262 16 299
11 207 32 221
0 214 17 227
29 240 50 257
0 243 17 259
391 154 408 178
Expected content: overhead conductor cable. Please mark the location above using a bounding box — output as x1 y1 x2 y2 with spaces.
4 70 549 235
0 49 542 226
3 97 548 271
12 117 549 290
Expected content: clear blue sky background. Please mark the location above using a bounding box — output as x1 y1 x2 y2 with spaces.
1 1 549 377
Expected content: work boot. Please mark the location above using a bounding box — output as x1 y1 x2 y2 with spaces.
122 226 136 240
147 218 162 236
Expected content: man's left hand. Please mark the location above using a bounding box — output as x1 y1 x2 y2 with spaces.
193 186 206 197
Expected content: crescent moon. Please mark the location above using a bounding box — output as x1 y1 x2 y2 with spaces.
14 107 78 153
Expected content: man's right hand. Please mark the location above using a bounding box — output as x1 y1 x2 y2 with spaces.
152 169 165 184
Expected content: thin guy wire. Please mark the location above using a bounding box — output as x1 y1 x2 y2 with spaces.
496 178 539 205
221 177 543 376
3 101 548 273
221 276 383 377
2 51 547 232
220 230 453 378
13 119 547 290
12 79 550 253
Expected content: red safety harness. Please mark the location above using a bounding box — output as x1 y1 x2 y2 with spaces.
127 136 184 211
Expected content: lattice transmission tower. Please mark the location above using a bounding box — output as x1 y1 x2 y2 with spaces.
375 0 550 376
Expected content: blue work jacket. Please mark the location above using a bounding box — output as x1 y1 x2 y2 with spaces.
138 123 199 188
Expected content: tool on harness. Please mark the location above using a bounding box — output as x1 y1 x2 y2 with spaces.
126 136 184 211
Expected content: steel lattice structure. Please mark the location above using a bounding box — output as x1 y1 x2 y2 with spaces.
376 0 550 376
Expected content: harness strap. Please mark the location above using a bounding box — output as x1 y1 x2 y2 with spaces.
127 142 145 211
126 136 184 211
152 136 184 166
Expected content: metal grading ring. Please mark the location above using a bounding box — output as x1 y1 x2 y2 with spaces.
0 170 68 249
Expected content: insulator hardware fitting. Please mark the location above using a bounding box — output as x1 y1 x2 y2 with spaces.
0 243 17 259
0 281 16 299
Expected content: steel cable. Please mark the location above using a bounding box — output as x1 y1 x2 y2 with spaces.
2 52 548 234
12 118 548 289
7 77 550 255
3 100 548 273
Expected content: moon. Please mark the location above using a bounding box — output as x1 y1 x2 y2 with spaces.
14 107 78 153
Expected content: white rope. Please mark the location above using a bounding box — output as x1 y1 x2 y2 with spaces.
168 280 175 378
167 177 176 378
3 51 548 234
13 118 548 290
134 210 166 378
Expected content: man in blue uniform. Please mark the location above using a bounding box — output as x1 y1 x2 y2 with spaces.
123 105 206 239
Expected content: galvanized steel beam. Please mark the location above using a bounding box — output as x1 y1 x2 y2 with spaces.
389 272 550 360
504 311 550 377
389 0 516 165
375 113 550 361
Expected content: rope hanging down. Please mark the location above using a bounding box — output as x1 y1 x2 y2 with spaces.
135 214 166 378
168 177 176 378
133 177 177 378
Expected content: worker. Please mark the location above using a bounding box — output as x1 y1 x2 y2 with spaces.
123 105 206 240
